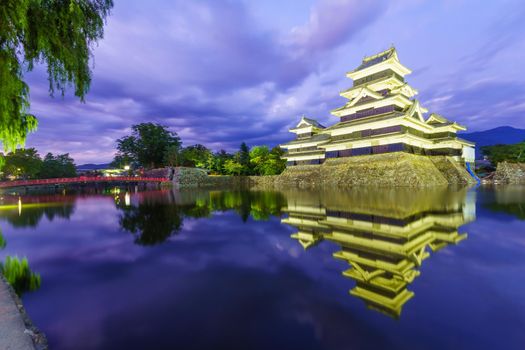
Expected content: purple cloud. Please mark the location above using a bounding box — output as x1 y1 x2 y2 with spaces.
22 0 525 163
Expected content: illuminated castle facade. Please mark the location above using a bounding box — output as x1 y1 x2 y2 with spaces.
280 47 475 167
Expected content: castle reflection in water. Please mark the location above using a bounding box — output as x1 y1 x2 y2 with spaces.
281 188 476 318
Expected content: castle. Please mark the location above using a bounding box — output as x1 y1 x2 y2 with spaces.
280 47 475 169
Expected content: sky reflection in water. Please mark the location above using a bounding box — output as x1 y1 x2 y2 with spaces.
0 186 524 350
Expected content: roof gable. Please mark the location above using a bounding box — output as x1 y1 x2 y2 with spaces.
348 87 383 106
426 113 450 125
405 100 427 122
296 116 325 129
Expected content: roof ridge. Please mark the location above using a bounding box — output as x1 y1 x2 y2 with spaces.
363 46 396 62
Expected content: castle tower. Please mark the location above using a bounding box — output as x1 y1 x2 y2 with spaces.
280 47 476 168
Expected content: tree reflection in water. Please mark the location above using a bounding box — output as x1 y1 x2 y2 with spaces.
117 192 184 246
0 195 74 296
115 190 287 245
0 195 75 228
483 186 525 220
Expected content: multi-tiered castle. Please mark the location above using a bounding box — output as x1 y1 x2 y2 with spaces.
280 47 475 168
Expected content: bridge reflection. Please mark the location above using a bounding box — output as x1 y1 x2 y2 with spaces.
0 176 167 189
282 188 476 318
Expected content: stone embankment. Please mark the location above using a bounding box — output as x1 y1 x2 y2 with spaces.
170 167 246 188
0 275 47 350
493 162 525 184
273 153 476 188
161 153 476 189
152 167 279 189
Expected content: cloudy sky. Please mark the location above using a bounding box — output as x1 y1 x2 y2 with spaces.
24 0 525 164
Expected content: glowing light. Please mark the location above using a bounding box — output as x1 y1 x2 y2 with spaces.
124 165 130 171
125 192 131 206
110 187 121 194
18 197 22 216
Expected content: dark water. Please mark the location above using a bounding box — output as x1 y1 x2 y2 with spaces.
0 186 524 350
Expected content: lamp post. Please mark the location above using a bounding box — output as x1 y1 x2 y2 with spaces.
124 165 131 176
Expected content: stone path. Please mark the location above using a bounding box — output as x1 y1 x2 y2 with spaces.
0 277 35 350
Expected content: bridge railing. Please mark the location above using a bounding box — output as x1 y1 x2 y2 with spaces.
0 176 169 188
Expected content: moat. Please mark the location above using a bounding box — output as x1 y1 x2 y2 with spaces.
0 186 524 350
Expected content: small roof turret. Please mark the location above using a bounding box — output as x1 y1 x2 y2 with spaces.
295 116 326 129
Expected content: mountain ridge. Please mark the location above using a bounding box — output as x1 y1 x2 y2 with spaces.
75 163 111 170
461 126 525 147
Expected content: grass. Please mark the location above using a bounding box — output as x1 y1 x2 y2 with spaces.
1 256 41 296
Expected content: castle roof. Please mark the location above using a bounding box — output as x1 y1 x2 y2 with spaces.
355 47 397 71
298 116 326 129
426 113 451 125
281 133 330 146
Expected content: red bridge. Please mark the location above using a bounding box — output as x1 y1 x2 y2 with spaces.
0 176 169 189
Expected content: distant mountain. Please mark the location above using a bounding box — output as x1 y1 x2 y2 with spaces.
461 126 525 148
76 163 111 171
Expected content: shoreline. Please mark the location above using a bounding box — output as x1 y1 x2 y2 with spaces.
0 274 48 350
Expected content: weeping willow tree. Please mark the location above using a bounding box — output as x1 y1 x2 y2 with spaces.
0 0 113 152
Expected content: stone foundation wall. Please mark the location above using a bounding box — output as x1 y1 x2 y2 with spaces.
274 153 477 188
247 175 280 188
169 153 477 189
430 156 477 185
171 167 247 188
493 162 525 184
144 168 170 178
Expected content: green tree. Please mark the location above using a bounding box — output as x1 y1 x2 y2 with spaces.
266 146 286 175
238 142 251 175
110 153 134 169
115 123 181 169
248 146 285 175
0 0 113 152
249 145 269 175
164 144 181 167
1 148 43 179
205 150 232 174
180 144 211 168
223 159 243 175
39 152 76 178
481 141 525 165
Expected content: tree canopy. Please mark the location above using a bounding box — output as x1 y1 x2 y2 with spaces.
1 147 42 179
112 123 286 175
249 146 286 176
180 144 212 168
39 152 76 178
481 141 525 165
0 0 113 151
0 148 76 179
115 123 181 169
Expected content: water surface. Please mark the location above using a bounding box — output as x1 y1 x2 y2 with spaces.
0 186 524 349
